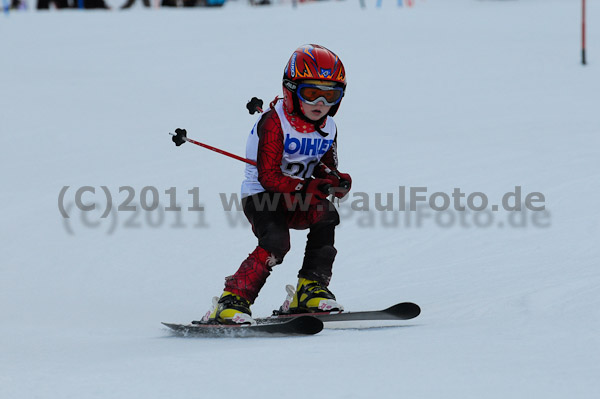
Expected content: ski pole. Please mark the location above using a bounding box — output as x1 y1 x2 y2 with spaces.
170 128 257 166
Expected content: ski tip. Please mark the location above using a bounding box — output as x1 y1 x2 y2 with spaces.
162 322 186 331
383 302 421 320
289 315 324 335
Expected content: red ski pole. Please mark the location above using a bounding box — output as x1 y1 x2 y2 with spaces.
170 128 256 166
170 128 336 195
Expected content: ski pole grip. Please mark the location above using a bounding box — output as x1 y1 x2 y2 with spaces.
318 183 333 195
171 128 188 146
339 180 350 190
246 97 264 115
322 165 350 191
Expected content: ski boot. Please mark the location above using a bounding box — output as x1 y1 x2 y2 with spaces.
204 291 255 325
286 278 344 313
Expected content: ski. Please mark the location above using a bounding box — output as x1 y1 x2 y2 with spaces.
188 302 420 330
162 315 323 338
257 302 421 326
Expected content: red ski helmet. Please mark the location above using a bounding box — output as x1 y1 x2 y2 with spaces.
283 44 347 119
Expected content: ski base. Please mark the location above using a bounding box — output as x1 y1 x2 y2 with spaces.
163 315 323 338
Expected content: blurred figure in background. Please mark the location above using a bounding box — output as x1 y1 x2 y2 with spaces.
79 0 110 7
161 0 197 7
10 0 28 10
120 0 150 8
37 0 109 8
36 0 68 8
161 0 225 6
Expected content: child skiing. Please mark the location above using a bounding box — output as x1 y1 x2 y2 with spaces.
208 44 352 324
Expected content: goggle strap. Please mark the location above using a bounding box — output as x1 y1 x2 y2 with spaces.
283 79 297 92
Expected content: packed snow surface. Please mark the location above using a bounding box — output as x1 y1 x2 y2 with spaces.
1 1 599 398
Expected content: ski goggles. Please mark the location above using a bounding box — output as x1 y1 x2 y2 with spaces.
296 83 344 106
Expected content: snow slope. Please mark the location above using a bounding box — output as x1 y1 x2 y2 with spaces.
1 1 599 398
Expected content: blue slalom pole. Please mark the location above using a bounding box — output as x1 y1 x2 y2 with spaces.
78 0 84 9
2 0 9 15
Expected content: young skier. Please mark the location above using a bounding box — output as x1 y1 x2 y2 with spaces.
208 44 352 324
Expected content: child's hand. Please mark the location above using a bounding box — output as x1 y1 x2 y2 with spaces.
304 178 334 204
325 172 352 199
334 172 352 198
